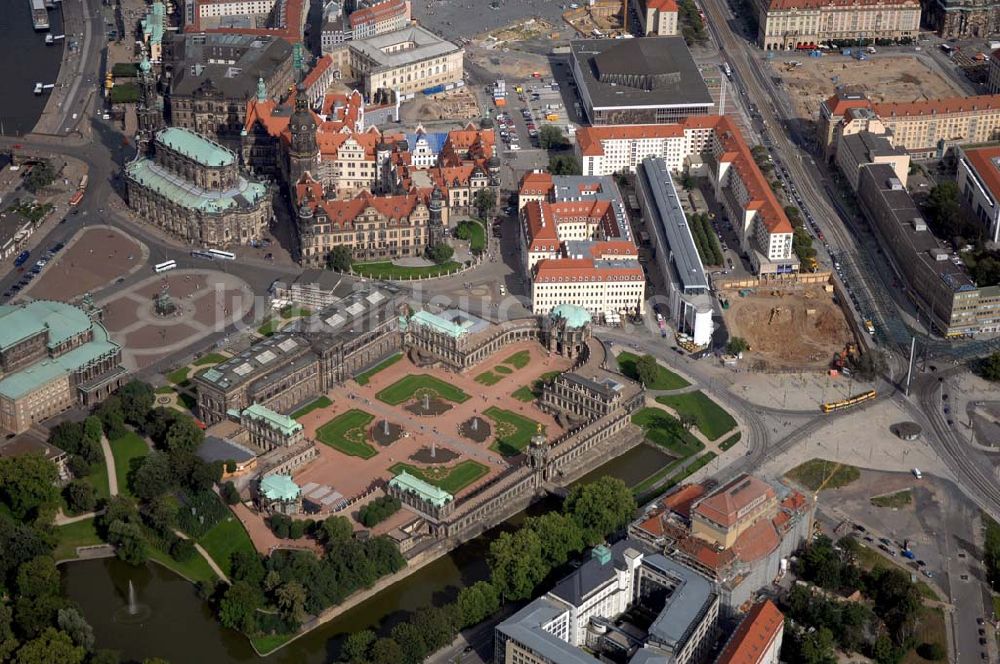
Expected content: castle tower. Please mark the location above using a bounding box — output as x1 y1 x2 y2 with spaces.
428 186 445 247
487 155 501 186
136 56 163 153
288 82 317 186
528 423 550 482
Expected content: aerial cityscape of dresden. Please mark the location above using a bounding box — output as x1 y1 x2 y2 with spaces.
1 0 1000 660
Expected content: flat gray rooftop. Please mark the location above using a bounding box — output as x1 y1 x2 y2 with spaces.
638 157 708 292
571 37 712 110
642 553 716 652
350 25 460 69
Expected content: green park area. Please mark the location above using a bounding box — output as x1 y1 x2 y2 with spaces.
109 431 150 498
355 353 403 386
718 432 742 451
871 489 913 509
53 517 102 562
655 391 736 440
484 407 542 456
166 367 190 385
353 261 462 280
85 459 111 501
631 407 704 458
616 351 689 390
455 220 486 253
786 458 860 491
291 396 333 420
315 410 377 459
193 353 227 366
511 370 561 403
376 374 470 405
390 460 490 494
146 542 218 585
475 370 504 386
198 517 256 578
504 350 531 369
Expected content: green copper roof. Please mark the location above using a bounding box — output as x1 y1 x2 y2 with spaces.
389 471 453 507
242 403 303 437
141 3 164 45
409 310 469 339
260 474 300 501
0 300 93 351
0 323 119 400
550 303 592 329
125 157 268 214
156 127 235 168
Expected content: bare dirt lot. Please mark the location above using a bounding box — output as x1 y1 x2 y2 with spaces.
773 54 965 124
722 285 854 371
466 42 554 82
399 87 482 124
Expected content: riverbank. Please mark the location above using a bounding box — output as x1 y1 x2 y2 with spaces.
0 0 64 136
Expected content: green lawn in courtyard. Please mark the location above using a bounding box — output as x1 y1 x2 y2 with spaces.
655 391 736 440
631 408 704 458
53 517 102 561
511 370 561 403
353 261 462 280
166 367 190 385
86 461 110 501
355 353 403 386
456 220 486 253
193 353 227 366
198 516 256 578
511 386 534 402
291 396 333 420
376 374 470 405
494 364 513 375
315 410 377 459
109 431 150 498
616 351 689 390
484 407 543 456
475 371 503 386
390 460 489 494
503 350 531 369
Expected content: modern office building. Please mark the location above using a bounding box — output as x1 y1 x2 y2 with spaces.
715 600 784 664
495 541 719 664
957 143 1000 243
570 37 713 125
0 301 127 434
857 163 1000 336
835 130 910 192
753 0 920 50
346 25 463 97
632 0 680 35
124 127 273 248
819 89 1000 159
636 158 714 346
577 118 797 276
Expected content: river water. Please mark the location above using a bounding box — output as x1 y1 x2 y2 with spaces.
63 444 671 663
0 0 64 136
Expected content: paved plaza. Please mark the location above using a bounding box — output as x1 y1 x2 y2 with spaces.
98 270 255 370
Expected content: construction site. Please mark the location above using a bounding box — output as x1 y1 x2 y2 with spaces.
562 0 628 38
719 283 856 372
399 86 481 124
771 54 964 131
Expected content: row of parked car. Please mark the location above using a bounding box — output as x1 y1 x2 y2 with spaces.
3 242 64 299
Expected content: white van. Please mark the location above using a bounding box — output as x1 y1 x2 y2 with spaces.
912 468 922 479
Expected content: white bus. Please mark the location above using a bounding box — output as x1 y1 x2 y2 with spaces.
206 249 236 260
153 260 177 273
191 250 215 261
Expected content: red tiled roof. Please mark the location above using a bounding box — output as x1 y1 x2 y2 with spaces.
663 483 706 518
874 93 1000 118
693 474 776 528
519 171 554 197
821 92 874 118
730 516 780 563
646 0 679 11
349 0 408 28
576 123 685 156
716 600 784 664
533 258 644 282
303 189 429 229
302 55 333 89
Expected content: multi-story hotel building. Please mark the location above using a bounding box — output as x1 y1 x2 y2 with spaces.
518 173 645 318
576 118 797 276
495 541 719 664
754 0 920 51
820 89 1000 159
0 301 127 434
632 0 679 35
125 127 272 248
344 25 463 98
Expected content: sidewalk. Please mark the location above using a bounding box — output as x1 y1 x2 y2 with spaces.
101 434 119 497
